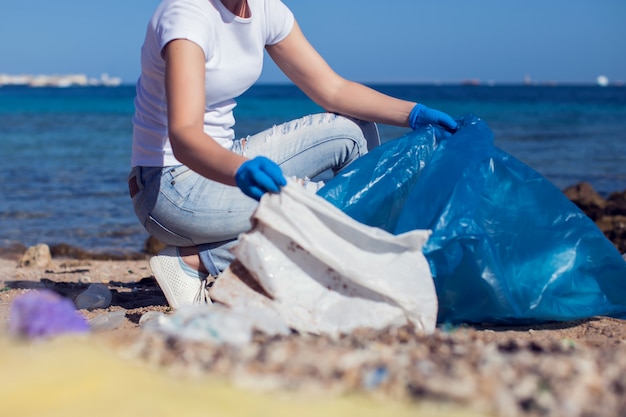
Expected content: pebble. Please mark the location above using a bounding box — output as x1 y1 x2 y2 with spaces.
18 244 52 269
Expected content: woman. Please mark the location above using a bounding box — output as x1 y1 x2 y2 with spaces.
129 0 457 308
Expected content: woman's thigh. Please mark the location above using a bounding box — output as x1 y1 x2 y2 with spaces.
239 113 372 179
132 113 374 246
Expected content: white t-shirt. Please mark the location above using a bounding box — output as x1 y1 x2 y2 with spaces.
131 0 294 167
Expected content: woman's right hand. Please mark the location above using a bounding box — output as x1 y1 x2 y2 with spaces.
235 156 287 201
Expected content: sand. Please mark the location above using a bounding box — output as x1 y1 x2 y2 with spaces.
1 251 625 417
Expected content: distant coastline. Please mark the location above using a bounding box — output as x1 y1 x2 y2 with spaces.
0 73 623 88
0 73 122 88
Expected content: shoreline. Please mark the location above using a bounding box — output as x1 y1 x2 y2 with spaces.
2 181 624 260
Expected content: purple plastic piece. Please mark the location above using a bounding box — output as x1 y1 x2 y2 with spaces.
9 290 90 339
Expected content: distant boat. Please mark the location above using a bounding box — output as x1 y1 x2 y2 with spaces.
597 75 609 87
460 79 480 86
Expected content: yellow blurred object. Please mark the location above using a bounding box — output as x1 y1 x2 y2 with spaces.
0 336 484 417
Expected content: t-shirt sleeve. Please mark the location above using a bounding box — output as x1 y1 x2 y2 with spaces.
155 0 212 59
264 0 295 45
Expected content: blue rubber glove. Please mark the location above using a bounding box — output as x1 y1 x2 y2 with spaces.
409 103 458 133
235 156 287 201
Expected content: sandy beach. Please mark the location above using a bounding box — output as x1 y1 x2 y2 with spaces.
0 182 624 417
1 239 625 417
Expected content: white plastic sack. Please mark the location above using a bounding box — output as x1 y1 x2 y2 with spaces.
210 180 438 336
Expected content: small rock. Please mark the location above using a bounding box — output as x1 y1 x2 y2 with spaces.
564 182 606 222
18 244 53 269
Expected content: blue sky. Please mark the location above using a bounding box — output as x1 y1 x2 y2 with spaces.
1 0 624 85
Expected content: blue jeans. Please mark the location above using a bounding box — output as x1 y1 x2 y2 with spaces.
129 113 378 275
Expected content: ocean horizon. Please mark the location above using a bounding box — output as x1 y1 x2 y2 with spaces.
2 83 625 254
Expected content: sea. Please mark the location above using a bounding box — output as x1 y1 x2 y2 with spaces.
1 84 625 255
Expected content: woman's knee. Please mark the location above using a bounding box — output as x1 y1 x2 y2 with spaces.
327 114 376 154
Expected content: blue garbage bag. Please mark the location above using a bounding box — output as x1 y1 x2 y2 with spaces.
318 115 626 324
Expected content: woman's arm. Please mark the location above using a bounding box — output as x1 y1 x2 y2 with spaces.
164 39 246 185
266 21 416 127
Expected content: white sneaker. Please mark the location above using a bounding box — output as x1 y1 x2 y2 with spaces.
149 246 211 309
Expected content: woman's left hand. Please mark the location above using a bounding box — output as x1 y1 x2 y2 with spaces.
409 104 458 133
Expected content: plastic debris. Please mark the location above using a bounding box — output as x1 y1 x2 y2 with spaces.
141 304 290 346
89 310 127 331
9 290 90 339
361 366 389 391
75 283 112 310
138 311 165 328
